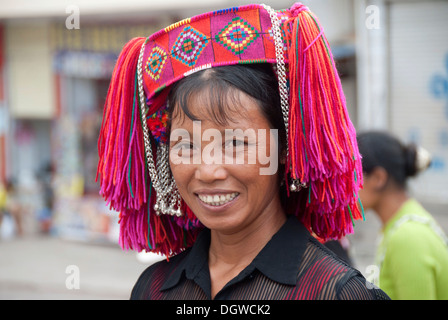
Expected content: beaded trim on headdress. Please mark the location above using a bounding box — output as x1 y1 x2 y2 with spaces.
97 3 364 257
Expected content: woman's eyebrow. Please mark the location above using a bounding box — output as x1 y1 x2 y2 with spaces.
169 128 192 146
170 139 183 147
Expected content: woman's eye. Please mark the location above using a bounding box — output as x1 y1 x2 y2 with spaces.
172 142 195 152
225 139 245 148
180 143 193 150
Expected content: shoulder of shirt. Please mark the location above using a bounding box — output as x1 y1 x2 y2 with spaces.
306 237 359 278
139 248 190 277
387 216 443 253
308 236 353 267
130 249 191 299
307 237 389 300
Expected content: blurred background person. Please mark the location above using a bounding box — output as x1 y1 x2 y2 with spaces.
0 179 24 237
357 131 448 300
36 163 54 234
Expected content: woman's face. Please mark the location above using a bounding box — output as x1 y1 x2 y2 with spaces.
358 167 388 211
169 90 284 234
358 173 376 211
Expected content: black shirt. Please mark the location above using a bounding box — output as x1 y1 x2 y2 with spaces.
131 216 390 300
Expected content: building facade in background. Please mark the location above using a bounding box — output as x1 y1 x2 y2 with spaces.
357 0 448 203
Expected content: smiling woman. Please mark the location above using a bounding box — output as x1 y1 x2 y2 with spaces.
169 66 285 236
97 2 390 300
166 65 289 298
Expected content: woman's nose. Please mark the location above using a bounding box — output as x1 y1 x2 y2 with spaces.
194 163 228 183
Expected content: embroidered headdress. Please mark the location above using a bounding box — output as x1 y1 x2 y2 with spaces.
97 3 364 256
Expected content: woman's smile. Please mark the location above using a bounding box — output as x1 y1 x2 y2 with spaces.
196 191 240 207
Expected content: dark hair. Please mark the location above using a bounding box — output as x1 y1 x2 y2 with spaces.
167 63 286 156
357 131 420 189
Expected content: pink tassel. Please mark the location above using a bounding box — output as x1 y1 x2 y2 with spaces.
284 6 363 240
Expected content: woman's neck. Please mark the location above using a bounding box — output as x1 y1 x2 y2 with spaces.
374 189 409 226
209 209 286 265
207 204 286 298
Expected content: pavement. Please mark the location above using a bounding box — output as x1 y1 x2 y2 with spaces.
0 234 164 300
0 201 446 300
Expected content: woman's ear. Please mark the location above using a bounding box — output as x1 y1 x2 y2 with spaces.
370 166 389 191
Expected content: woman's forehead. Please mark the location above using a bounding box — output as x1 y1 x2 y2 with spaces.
170 87 261 128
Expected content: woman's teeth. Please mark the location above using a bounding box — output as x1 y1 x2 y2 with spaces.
198 192 239 206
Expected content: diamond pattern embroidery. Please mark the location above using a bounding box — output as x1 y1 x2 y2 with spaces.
215 17 259 55
171 26 209 67
268 26 288 51
146 46 168 81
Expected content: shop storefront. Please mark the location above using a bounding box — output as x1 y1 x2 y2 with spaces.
50 23 164 243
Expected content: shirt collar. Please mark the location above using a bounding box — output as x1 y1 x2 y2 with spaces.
252 215 310 285
160 215 310 291
160 227 210 291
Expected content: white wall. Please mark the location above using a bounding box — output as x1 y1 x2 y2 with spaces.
355 0 388 130
6 21 55 119
388 0 448 203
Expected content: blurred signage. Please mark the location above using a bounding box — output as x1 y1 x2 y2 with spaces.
50 24 160 53
53 51 116 79
51 23 163 78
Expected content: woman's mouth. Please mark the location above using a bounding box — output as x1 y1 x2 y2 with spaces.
197 192 239 206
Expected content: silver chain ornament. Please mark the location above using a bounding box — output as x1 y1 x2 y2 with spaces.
137 40 182 217
262 4 307 192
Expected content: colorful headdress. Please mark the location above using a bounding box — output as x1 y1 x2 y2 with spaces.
97 2 364 256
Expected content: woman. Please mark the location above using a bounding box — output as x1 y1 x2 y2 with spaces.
357 131 448 300
97 3 389 299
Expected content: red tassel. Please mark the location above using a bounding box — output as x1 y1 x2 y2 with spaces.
97 37 146 211
283 6 363 240
96 37 202 256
